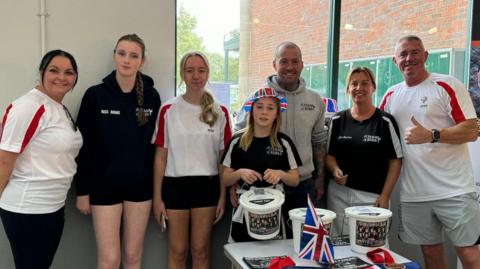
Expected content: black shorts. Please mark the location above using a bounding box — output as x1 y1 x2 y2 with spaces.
162 175 220 209
89 180 152 205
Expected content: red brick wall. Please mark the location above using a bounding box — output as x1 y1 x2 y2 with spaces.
246 0 468 89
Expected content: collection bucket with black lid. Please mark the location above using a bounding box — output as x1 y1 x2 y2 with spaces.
239 188 285 240
344 206 392 253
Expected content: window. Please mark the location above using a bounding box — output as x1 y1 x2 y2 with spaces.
337 0 468 110
176 0 470 113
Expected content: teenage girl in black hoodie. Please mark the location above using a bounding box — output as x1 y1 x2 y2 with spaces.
74 34 161 269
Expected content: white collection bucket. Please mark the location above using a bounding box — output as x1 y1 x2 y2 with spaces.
239 188 285 240
344 206 392 253
288 207 336 253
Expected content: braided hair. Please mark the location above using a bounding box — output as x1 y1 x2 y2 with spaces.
115 34 147 126
135 71 147 126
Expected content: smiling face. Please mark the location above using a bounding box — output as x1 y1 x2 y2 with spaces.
273 46 304 91
39 56 77 103
182 55 209 92
114 40 144 78
347 71 375 105
393 38 429 86
252 97 279 131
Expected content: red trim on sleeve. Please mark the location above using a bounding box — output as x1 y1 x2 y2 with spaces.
20 105 45 153
154 104 172 147
379 91 393 111
0 103 13 142
220 105 232 147
436 81 466 124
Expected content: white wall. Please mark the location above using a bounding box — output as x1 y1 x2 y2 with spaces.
0 0 176 114
0 1 232 268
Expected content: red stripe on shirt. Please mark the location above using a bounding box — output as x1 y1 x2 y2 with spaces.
154 104 172 147
0 103 13 142
220 105 232 147
379 91 393 111
20 105 45 153
436 81 466 124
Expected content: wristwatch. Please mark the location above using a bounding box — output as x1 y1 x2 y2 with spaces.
431 129 440 143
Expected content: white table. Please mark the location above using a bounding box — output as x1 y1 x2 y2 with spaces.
224 239 414 268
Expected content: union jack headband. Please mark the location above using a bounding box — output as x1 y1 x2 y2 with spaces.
243 87 288 112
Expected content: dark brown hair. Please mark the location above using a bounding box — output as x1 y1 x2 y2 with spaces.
115 34 148 126
39 49 78 88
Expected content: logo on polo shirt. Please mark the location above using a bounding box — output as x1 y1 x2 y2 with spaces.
266 146 283 156
420 96 428 108
363 135 381 143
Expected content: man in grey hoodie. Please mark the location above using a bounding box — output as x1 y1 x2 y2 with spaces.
233 41 327 238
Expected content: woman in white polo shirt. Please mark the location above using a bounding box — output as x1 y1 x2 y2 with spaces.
0 50 83 269
152 51 231 269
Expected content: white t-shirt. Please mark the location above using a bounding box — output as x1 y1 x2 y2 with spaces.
0 88 83 213
152 96 231 177
380 73 476 202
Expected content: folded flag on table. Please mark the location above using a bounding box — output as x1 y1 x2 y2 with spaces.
298 195 334 264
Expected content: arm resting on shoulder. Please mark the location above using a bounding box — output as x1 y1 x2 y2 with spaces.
0 150 18 197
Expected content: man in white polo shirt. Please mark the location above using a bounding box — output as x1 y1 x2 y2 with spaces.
380 35 480 269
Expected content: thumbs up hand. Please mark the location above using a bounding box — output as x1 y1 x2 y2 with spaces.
404 116 431 144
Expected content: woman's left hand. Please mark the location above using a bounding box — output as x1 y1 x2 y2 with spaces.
213 194 226 224
375 195 389 208
263 169 283 185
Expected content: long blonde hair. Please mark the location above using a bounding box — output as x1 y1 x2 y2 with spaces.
239 97 282 151
179 51 219 127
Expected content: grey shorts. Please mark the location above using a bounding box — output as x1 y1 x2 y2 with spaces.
399 192 480 247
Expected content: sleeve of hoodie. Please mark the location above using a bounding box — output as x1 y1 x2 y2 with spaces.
311 94 327 145
233 105 247 132
74 88 98 196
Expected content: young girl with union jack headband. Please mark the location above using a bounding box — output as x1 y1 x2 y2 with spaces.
221 87 302 242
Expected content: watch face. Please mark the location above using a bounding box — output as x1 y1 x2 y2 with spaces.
432 129 440 142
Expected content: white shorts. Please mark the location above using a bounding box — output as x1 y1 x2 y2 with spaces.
399 192 480 247
327 180 379 237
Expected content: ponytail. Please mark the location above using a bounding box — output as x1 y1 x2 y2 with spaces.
199 90 219 127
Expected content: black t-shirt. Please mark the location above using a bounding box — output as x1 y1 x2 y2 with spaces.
327 108 402 194
221 131 302 242
222 131 302 189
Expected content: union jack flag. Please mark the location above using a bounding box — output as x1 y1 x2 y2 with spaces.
298 195 335 264
322 97 338 113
